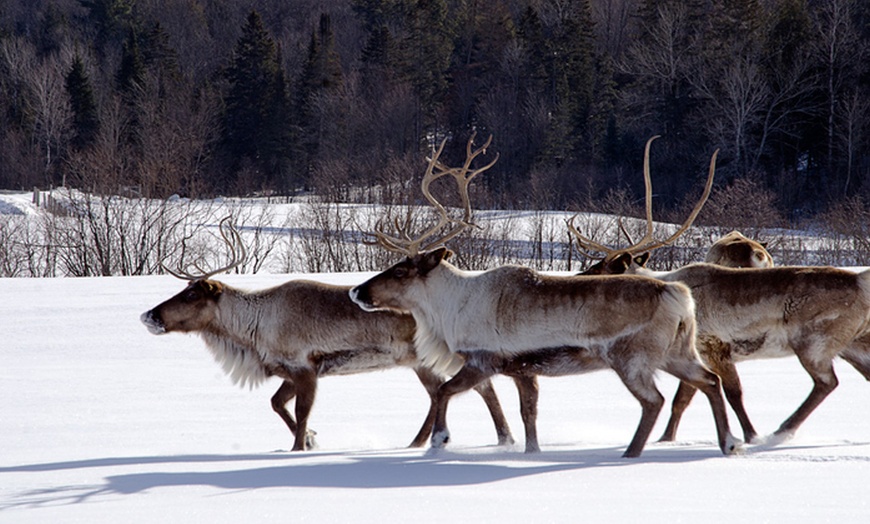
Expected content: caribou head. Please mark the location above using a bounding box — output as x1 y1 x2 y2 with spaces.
569 136 717 275
351 133 497 313
141 216 246 335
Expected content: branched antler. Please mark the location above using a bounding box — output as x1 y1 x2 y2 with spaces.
372 133 498 256
568 136 717 260
163 216 247 280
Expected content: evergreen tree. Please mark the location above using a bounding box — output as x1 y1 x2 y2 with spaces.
294 13 344 184
517 6 548 96
222 10 291 191
397 0 454 132
77 0 135 52
117 27 145 95
360 23 396 69
547 0 596 162
141 22 181 87
65 55 100 150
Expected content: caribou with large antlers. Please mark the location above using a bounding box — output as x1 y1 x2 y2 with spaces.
571 138 870 444
351 134 738 458
141 217 514 451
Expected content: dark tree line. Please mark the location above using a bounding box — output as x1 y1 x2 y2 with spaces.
1 0 869 221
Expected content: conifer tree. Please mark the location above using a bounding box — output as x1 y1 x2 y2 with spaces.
222 10 291 190
65 55 100 150
77 0 135 52
117 27 145 95
294 13 344 184
397 0 454 133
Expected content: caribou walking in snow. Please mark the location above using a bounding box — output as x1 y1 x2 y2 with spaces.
351 135 738 457
141 217 514 451
571 137 870 444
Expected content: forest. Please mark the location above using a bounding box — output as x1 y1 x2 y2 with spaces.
1 0 869 226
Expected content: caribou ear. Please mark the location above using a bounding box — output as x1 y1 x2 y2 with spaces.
202 280 224 296
417 247 450 275
607 252 633 274
634 252 650 267
580 260 605 275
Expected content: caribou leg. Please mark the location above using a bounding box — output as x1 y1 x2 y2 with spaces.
658 381 697 442
409 368 514 447
280 367 318 451
473 379 515 446
613 364 665 458
716 361 758 443
664 363 739 455
511 374 540 453
840 344 870 381
409 367 441 447
271 381 299 434
774 350 839 438
430 353 497 449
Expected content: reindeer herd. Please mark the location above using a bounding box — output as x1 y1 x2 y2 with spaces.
141 134 870 459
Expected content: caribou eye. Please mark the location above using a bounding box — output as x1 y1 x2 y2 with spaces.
393 267 409 278
182 288 200 301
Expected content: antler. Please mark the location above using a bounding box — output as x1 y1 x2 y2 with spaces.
163 216 247 280
372 132 498 256
568 136 717 259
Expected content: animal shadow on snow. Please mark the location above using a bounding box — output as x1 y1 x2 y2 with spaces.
2 445 727 509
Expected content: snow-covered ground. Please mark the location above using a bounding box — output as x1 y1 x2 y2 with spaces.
2 272 870 523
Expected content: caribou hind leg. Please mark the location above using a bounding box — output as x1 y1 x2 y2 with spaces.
613 364 665 458
774 349 839 439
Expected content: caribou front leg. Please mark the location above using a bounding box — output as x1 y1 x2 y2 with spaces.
511 374 540 453
658 381 696 442
430 351 499 449
270 380 318 450
280 367 318 451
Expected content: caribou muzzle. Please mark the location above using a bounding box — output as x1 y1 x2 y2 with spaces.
348 284 379 312
140 309 167 335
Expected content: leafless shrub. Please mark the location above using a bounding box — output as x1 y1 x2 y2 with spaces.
695 176 784 233
814 196 870 266
220 202 287 274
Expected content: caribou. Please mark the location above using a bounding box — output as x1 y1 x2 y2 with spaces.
140 217 514 451
350 134 738 458
704 230 773 269
571 137 870 444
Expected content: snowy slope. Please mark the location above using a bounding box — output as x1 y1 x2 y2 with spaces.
2 273 869 523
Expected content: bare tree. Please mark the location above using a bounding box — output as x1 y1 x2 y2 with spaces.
811 0 863 188
135 78 222 198
0 37 73 183
691 57 769 176
837 88 870 196
591 0 638 58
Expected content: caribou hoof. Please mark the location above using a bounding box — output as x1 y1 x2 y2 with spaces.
304 430 318 450
431 429 450 448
